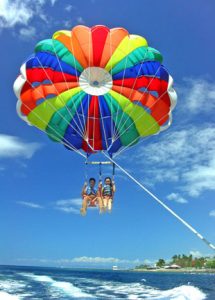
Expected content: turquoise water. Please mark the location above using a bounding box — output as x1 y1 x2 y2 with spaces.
0 265 214 299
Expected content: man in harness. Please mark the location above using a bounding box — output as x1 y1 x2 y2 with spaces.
80 178 103 216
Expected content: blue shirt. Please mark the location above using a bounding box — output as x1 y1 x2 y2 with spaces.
85 186 97 196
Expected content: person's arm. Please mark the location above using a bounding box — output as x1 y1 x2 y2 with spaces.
81 182 87 197
112 181 116 193
97 181 102 196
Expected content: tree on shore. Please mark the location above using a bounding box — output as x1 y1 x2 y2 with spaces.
135 264 149 269
171 254 206 268
135 255 215 270
205 259 215 269
156 259 165 268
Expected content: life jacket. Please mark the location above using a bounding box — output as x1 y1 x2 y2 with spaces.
102 184 112 196
86 186 97 196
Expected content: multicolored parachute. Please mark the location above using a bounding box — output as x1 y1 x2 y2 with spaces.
14 25 177 156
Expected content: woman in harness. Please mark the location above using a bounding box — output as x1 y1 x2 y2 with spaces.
80 177 103 216
102 177 116 212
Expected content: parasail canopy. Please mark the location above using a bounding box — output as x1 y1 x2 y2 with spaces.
14 25 177 157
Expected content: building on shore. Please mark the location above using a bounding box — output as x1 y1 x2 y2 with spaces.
164 264 181 269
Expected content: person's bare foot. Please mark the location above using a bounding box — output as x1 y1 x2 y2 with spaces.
80 208 86 216
99 207 105 214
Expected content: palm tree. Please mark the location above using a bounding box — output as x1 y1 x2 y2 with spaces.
156 259 166 268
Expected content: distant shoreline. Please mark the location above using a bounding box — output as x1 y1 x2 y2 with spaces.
0 265 215 273
132 268 215 273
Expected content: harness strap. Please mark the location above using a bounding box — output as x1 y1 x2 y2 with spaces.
112 163 115 179
99 162 102 181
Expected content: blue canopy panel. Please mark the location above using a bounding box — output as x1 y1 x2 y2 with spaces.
26 52 80 77
63 94 90 151
98 95 122 153
107 138 122 156
112 61 169 82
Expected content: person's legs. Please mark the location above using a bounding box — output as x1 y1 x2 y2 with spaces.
80 196 89 216
97 197 104 214
107 198 113 212
81 195 106 216
103 196 108 210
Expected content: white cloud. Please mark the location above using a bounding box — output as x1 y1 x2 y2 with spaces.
56 206 80 214
19 26 36 39
115 172 130 182
50 0 57 5
70 256 140 265
65 4 74 12
128 126 215 197
142 259 156 265
189 250 205 258
0 134 41 159
167 193 188 204
209 210 215 217
0 0 88 40
16 256 141 267
71 256 121 263
179 78 215 114
76 16 85 24
55 198 82 214
63 20 73 28
0 0 58 35
17 201 43 209
183 158 215 197
56 198 82 206
0 0 33 28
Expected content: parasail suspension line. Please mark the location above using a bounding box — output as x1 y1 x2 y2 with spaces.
102 151 215 251
112 162 116 180
84 156 89 182
84 160 113 182
99 162 102 182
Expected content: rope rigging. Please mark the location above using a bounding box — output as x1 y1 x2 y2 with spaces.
84 160 115 182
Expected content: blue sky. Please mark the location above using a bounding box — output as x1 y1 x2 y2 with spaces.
0 0 215 268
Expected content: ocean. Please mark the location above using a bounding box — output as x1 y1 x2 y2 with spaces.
0 265 214 299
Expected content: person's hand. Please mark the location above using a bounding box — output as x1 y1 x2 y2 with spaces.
84 181 87 187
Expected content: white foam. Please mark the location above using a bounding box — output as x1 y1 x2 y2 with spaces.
0 278 27 300
52 281 93 298
20 273 93 298
150 285 207 300
18 273 208 299
127 295 139 300
23 274 54 283
0 291 20 300
93 280 207 300
0 280 25 291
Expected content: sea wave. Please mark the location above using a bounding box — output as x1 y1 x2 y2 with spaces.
0 279 27 300
20 273 93 298
0 291 20 300
16 272 208 299
0 279 25 291
94 281 207 299
152 285 207 300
